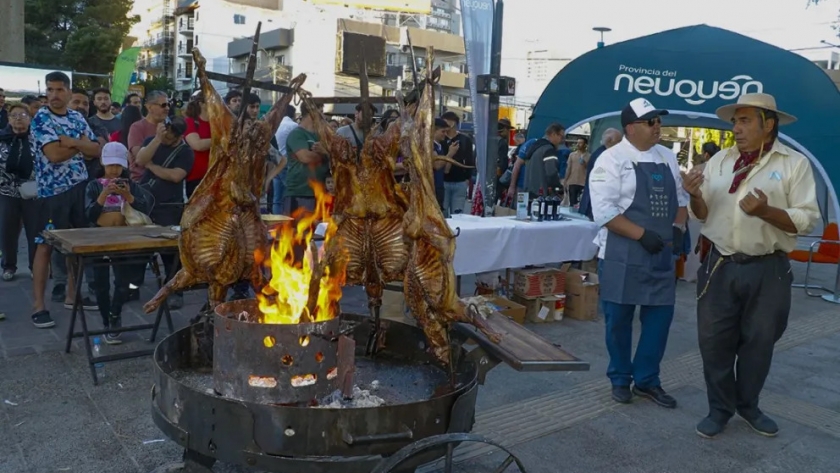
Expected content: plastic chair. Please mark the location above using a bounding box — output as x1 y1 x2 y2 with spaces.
789 223 839 297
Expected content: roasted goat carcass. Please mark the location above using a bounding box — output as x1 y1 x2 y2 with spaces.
401 49 501 365
298 91 410 351
143 48 307 312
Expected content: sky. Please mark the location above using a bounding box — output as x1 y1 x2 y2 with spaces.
499 0 840 73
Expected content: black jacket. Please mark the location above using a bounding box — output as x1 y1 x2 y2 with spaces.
84 178 154 226
0 126 35 198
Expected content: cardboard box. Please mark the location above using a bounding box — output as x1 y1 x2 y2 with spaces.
527 294 566 323
513 267 566 299
564 269 599 321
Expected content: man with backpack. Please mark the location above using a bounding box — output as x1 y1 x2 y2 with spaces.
507 123 566 198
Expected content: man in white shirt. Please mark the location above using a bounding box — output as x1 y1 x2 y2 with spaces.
682 93 819 439
271 104 298 214
589 98 689 409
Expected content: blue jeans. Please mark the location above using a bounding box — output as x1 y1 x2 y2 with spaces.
443 180 468 216
602 301 674 388
272 168 288 215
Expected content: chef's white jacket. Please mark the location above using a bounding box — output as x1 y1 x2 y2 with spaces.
589 137 690 259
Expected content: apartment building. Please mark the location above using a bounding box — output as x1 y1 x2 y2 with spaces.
226 0 470 118
172 0 284 97
380 0 461 36
134 0 177 81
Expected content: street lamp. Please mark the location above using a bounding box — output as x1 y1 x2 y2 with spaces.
593 27 612 49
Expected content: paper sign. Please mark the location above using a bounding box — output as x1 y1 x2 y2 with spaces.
537 306 550 320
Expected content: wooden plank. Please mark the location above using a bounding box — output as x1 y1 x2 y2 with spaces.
310 96 398 105
260 214 293 223
455 312 588 372
43 226 180 256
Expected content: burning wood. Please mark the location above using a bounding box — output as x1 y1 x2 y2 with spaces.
257 181 347 325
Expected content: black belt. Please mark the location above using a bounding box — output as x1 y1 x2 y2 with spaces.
711 246 783 264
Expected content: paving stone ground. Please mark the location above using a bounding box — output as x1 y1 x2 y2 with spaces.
1 232 839 473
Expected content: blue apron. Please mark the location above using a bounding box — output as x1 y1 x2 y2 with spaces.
600 157 678 306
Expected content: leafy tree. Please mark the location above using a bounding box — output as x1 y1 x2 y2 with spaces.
138 76 175 94
24 0 138 88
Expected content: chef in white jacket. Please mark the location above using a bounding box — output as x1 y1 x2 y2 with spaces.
588 98 689 408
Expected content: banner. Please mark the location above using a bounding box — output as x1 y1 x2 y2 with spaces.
111 47 142 105
460 0 494 213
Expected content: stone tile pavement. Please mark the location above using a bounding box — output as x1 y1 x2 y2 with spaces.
1 240 839 472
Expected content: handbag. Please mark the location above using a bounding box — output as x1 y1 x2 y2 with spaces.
19 180 38 200
499 168 512 185
121 200 154 226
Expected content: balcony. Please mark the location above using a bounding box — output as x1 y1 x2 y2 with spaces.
178 17 195 35
147 54 171 71
176 68 193 81
144 33 174 50
177 43 193 57
227 28 293 58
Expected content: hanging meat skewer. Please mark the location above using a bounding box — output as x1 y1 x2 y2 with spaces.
400 48 502 366
143 48 306 313
297 86 410 354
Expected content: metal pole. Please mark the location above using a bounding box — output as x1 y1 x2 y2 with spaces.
483 0 504 210
0 0 25 62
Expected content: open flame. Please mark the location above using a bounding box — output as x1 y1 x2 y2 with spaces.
258 181 346 324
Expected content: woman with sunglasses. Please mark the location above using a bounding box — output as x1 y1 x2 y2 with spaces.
0 104 40 282
588 98 690 409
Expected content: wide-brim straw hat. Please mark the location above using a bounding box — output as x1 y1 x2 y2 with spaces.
715 93 797 125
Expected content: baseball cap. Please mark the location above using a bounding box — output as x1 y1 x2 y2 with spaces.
101 142 129 168
620 98 669 127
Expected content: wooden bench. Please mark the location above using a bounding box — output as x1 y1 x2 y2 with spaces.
454 312 589 383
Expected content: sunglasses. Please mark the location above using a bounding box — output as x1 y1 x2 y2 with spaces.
154 102 171 108
635 117 661 127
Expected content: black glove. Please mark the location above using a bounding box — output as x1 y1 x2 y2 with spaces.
638 229 665 254
672 226 685 255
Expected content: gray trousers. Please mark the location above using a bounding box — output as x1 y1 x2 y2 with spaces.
696 248 792 422
0 194 40 273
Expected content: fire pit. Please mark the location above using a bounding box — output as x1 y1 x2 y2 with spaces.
151 305 482 473
213 299 341 405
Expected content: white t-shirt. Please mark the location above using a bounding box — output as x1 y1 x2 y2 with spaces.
274 116 299 157
588 137 690 258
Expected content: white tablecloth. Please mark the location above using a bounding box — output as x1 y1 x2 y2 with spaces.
315 214 599 276
448 214 599 275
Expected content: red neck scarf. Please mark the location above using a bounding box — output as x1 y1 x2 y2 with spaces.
729 140 774 194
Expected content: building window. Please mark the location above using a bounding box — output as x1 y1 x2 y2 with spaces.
194 35 198 45
234 14 246 25
240 62 246 73
195 11 199 21
276 55 285 65
387 53 397 66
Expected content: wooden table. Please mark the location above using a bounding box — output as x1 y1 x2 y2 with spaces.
42 225 180 385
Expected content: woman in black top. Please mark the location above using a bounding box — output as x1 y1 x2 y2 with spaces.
0 104 39 281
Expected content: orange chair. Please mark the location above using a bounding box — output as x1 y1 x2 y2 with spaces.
789 223 839 298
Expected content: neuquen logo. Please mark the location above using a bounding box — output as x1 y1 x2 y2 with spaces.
614 65 763 106
462 0 492 10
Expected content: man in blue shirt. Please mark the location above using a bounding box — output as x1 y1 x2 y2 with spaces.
30 71 101 328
